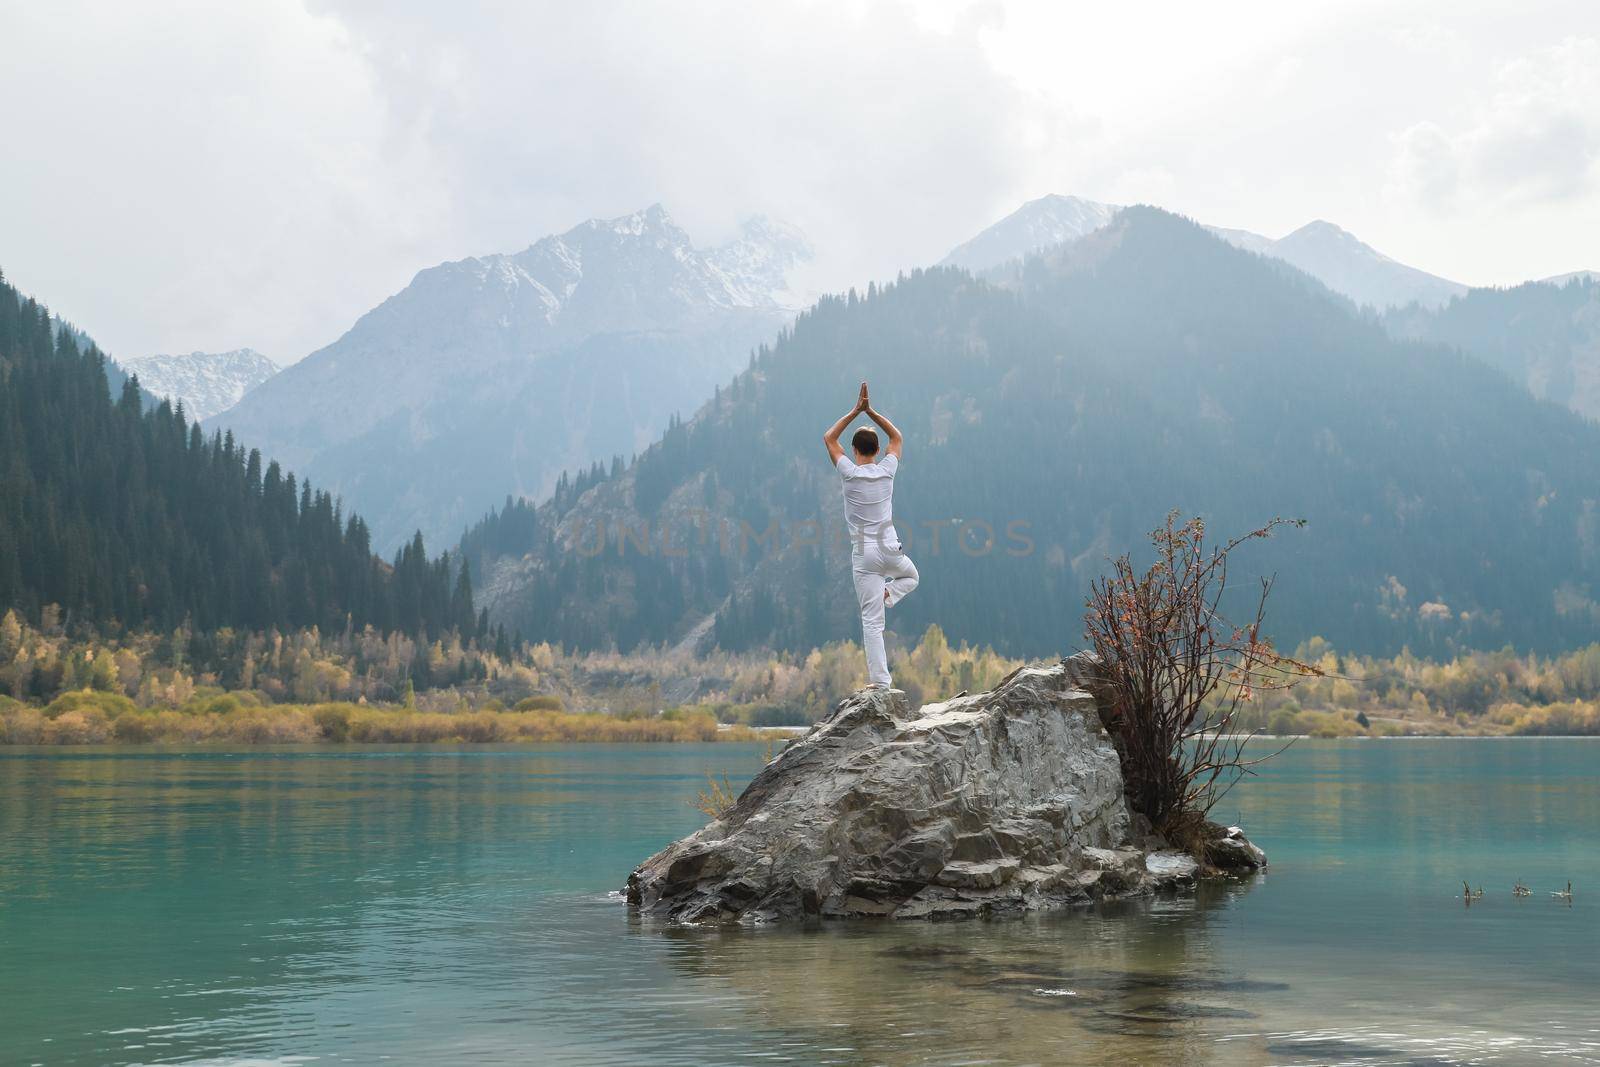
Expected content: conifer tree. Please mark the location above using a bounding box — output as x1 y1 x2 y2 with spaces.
0 271 471 644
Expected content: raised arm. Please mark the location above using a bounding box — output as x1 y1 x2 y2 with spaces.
864 401 903 459
824 382 870 464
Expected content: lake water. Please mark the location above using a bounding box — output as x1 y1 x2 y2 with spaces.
1 740 1597 1066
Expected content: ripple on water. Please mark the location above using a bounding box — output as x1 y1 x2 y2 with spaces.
2 741 1599 1065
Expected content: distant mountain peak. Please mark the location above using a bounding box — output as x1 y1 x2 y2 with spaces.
583 202 682 240
124 348 279 422
208 203 812 551
1032 192 1111 211
939 194 1121 272
951 196 1468 311
497 204 812 323
1291 219 1349 237
1280 219 1392 261
1269 220 1463 308
708 214 814 309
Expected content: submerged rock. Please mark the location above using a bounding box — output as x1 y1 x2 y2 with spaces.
626 655 1266 922
1207 825 1268 871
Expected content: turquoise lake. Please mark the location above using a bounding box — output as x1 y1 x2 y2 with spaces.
1 740 1597 1066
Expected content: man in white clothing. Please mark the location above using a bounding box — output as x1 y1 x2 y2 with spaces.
823 382 918 689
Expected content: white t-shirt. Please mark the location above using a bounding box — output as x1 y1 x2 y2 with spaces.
836 452 899 541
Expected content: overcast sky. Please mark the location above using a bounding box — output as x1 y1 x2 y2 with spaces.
3 0 1597 364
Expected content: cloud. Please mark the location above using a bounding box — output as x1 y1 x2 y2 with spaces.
1387 121 1463 205
2 0 1069 362
0 0 429 362
3 2 1597 361
1104 167 1179 207
1387 36 1600 210
320 0 1055 296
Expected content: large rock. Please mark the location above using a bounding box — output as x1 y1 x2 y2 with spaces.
626 655 1265 923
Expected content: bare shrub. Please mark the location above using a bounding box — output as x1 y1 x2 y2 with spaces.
1085 513 1318 840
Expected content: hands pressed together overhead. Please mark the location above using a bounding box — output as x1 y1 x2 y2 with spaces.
825 380 901 462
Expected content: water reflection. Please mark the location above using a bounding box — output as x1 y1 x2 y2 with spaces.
643 878 1276 1065
4 742 1599 1066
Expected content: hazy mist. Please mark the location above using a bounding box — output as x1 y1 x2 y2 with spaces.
2 0 1595 363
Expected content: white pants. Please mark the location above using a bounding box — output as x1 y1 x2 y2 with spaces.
852 534 919 687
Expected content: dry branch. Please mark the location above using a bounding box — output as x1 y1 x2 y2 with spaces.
1084 512 1319 835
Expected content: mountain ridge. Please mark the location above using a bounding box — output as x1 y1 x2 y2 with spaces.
208 205 811 553
944 194 1470 311
1385 275 1600 420
940 194 1119 273
1258 219 1466 311
462 207 1600 659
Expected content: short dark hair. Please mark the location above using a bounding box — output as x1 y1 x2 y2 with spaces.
851 427 879 456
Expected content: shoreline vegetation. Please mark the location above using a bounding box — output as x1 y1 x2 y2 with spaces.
0 692 766 745
4 607 1600 744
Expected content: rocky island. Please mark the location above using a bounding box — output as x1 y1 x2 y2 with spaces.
627 653 1266 923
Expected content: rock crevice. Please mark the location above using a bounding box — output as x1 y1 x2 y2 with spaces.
627 655 1264 922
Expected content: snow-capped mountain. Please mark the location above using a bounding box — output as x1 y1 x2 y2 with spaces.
208 205 811 553
939 194 1120 273
460 203 811 343
706 215 813 308
124 349 279 422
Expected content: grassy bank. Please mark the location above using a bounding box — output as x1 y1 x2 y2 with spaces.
7 608 1600 741
0 691 769 745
